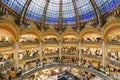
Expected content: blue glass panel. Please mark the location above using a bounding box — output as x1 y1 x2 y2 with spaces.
46 17 58 23
62 0 75 18
63 17 75 24
95 0 120 14
76 0 95 21
2 0 26 14
26 0 46 21
46 0 59 23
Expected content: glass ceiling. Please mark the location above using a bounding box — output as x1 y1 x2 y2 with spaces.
2 0 120 24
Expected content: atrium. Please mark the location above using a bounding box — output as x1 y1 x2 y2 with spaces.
0 0 120 80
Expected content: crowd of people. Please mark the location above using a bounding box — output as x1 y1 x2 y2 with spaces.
62 47 77 54
82 37 102 42
18 49 39 60
0 56 12 69
108 51 120 63
62 38 78 42
43 48 59 55
81 48 102 57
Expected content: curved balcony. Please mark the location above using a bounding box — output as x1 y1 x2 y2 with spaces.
0 41 14 47
21 63 110 80
106 41 120 45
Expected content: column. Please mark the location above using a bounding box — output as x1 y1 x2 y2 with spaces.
39 41 43 66
59 40 62 62
78 40 82 65
102 40 107 68
14 42 19 69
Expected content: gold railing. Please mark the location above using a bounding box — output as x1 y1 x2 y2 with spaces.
106 41 120 45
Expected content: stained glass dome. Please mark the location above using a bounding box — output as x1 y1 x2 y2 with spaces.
2 0 120 24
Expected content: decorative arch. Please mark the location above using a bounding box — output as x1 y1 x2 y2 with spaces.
80 26 100 40
0 15 20 42
61 27 78 39
43 27 60 40
102 19 120 40
21 26 41 39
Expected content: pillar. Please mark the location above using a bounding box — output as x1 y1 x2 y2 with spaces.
14 42 19 69
39 41 43 66
78 40 82 65
102 40 107 68
59 40 62 62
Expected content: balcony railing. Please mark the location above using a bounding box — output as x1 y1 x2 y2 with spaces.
20 41 39 45
82 40 101 44
82 53 102 59
22 54 39 60
106 41 120 45
0 41 14 47
43 40 59 44
44 53 59 56
63 52 78 55
62 41 78 44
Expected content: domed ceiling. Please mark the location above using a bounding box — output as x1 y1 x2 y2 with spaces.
2 0 120 24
